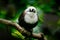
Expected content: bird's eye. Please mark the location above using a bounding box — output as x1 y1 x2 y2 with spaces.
29 9 31 12
32 9 35 13
29 9 35 13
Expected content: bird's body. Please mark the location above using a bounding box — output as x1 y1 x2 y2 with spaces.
18 6 47 40
18 6 38 40
18 6 38 33
19 12 38 32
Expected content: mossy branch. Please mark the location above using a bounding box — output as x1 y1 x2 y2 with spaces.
0 18 47 40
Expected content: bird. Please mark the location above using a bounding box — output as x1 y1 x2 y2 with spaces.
18 6 38 39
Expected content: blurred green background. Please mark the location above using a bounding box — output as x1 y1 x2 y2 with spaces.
0 0 60 40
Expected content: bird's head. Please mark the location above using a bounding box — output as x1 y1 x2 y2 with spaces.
24 6 38 24
24 6 37 17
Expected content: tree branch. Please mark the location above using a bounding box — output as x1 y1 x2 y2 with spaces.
0 18 47 40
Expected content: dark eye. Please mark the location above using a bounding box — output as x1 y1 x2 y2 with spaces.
32 9 35 13
29 9 31 12
29 9 35 13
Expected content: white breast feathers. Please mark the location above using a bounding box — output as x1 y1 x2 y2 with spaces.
24 13 38 24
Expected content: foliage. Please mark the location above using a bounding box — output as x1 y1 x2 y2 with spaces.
0 0 60 40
